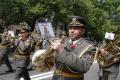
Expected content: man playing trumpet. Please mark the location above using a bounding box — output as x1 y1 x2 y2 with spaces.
14 28 34 80
50 16 97 80
0 30 14 72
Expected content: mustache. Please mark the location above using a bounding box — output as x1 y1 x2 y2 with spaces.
69 33 75 36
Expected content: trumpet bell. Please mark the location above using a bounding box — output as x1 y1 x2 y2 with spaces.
32 49 54 72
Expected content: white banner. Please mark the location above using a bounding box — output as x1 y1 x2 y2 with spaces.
8 30 15 37
105 32 115 40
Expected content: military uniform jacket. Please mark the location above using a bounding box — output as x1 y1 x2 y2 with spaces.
54 38 96 79
15 38 33 67
0 36 11 56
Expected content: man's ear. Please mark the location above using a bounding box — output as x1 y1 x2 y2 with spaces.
82 28 85 35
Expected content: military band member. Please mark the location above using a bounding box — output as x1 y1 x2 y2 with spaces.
31 32 43 51
14 28 33 80
0 31 14 72
100 39 120 80
51 16 96 80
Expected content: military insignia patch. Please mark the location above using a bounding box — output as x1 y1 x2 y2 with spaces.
72 17 77 22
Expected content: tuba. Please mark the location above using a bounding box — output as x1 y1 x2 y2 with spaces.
96 29 120 68
32 38 64 72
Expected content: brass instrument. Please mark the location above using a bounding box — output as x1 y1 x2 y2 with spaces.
4 35 22 41
97 29 120 68
32 38 64 72
0 34 15 49
8 32 33 40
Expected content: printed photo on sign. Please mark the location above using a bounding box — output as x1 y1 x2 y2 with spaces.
38 22 55 39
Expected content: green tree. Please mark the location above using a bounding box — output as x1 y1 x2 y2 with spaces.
0 0 120 42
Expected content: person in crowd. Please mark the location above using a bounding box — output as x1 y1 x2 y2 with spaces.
0 30 14 72
50 16 97 80
14 28 34 80
99 32 120 80
31 32 43 51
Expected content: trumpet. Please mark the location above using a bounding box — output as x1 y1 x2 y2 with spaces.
1 34 23 42
10 36 21 39
32 38 64 72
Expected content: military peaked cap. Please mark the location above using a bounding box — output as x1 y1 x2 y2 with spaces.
68 16 87 28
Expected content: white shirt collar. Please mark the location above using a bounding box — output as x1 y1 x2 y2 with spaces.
69 38 82 44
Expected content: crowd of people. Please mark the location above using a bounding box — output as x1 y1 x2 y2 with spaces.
0 16 119 80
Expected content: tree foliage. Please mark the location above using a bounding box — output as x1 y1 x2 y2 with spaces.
0 0 120 42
